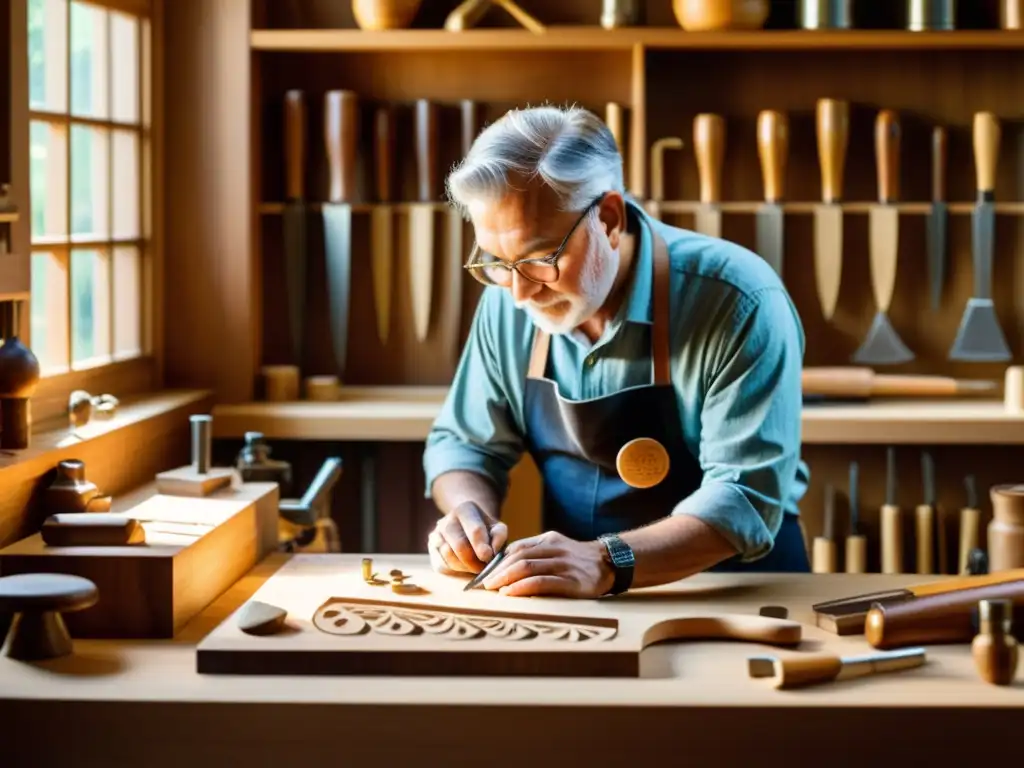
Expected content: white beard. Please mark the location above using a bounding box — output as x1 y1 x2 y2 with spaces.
515 229 619 336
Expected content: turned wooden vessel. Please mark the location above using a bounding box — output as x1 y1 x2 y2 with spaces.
352 0 422 30
0 335 41 450
672 0 769 31
989 484 1024 573
41 460 112 514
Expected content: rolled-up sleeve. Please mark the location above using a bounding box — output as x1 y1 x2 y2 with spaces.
672 286 805 562
423 290 525 499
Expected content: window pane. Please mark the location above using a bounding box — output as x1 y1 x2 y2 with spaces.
30 251 69 373
70 124 109 239
70 248 111 366
28 0 68 112
30 120 68 241
112 130 139 239
111 12 139 123
113 245 141 358
70 1 108 120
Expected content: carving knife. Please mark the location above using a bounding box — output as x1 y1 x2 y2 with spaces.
693 113 724 238
445 100 476 366
927 126 948 311
880 446 903 574
323 90 359 380
812 483 837 573
371 105 395 346
410 100 438 342
915 451 935 575
957 474 980 575
283 90 307 367
813 98 848 321
463 543 509 591
845 461 866 574
755 109 788 277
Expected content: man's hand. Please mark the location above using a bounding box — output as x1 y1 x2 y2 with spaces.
428 501 508 575
480 531 615 598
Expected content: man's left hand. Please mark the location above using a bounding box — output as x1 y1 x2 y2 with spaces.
481 531 615 598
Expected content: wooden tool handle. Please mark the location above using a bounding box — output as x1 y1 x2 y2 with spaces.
973 111 1000 195
770 654 844 689
881 504 903 574
650 137 684 202
813 537 837 574
460 100 477 158
643 614 802 648
693 114 724 204
605 102 624 153
374 105 394 204
865 579 1024 649
757 110 788 203
445 0 491 31
915 504 934 575
845 534 867 574
958 506 981 574
284 90 305 201
875 110 900 203
932 126 947 203
325 90 359 204
494 0 546 33
911 568 1024 596
415 99 439 202
816 98 848 204
801 367 873 397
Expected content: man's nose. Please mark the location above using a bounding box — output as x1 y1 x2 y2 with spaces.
510 270 542 303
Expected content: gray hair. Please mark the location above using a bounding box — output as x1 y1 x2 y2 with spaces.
446 105 624 219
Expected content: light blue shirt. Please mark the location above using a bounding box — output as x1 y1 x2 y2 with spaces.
423 201 810 562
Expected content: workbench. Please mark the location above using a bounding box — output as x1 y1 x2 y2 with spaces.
0 553 1019 767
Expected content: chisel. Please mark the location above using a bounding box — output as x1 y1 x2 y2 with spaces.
371 105 395 346
812 483 837 573
282 91 308 368
693 114 724 238
927 126 948 311
958 474 981 575
647 137 684 220
881 446 903 574
915 451 935 575
755 109 787 277
748 647 926 690
813 98 848 322
845 461 867 574
410 99 438 342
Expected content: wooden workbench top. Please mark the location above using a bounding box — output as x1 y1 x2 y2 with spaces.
1 553 1020 766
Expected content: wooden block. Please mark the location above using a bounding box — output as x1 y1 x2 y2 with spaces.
197 554 803 677
0 482 279 638
155 465 237 497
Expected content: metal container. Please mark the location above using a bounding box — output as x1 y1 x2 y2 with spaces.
601 0 641 29
799 0 852 29
907 0 954 30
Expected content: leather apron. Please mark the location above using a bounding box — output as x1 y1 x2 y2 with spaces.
521 224 809 573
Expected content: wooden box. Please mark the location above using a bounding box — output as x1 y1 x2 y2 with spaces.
0 482 279 638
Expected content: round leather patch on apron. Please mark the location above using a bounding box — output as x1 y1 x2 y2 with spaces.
616 438 670 489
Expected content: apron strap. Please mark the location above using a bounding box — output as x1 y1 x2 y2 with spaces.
527 221 673 385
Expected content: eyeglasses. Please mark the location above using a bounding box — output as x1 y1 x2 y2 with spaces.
463 195 604 287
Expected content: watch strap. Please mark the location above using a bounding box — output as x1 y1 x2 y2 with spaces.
599 534 635 595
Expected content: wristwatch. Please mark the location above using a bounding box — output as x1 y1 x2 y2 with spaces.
598 534 635 595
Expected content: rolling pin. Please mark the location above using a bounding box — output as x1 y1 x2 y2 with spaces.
748 647 926 690
802 367 998 399
865 578 1024 649
881 446 903 574
845 461 867 573
958 474 981 574
915 451 935 575
812 483 837 573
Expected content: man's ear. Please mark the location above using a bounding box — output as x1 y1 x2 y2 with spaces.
597 192 626 249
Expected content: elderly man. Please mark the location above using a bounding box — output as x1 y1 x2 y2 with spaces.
422 105 810 599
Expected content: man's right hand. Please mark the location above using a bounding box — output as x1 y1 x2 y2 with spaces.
428 501 508 575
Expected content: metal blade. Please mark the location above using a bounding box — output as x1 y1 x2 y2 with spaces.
972 202 994 300
323 203 352 380
885 447 896 506
695 205 721 239
370 205 393 345
868 204 899 312
282 202 308 366
921 451 935 506
813 204 843 320
926 201 947 311
409 203 435 342
755 204 784 277
848 461 860 535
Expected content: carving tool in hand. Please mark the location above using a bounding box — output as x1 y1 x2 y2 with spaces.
755 109 788 277
370 105 395 346
444 100 476 368
283 90 308 368
323 90 359 380
748 647 926 690
845 461 867 573
958 474 981 574
881 446 903 574
927 126 948 311
647 136 684 220
949 111 1012 362
812 483 837 573
853 109 914 365
410 99 438 342
915 451 936 575
801 366 998 400
693 114 724 238
463 543 509 591
813 98 848 321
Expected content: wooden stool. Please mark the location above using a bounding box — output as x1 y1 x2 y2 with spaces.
0 573 99 661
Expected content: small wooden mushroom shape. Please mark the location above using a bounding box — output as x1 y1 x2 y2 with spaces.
0 573 99 661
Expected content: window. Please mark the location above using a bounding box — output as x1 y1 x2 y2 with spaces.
27 0 152 376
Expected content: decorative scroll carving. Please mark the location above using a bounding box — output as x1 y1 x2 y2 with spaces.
312 599 618 643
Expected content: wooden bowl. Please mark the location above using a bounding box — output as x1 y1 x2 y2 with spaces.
352 0 422 31
672 0 769 31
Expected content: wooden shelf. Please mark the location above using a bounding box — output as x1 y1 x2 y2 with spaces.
250 27 1024 53
0 212 17 223
211 389 1024 445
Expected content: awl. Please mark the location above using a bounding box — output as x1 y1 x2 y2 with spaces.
755 109 787 277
